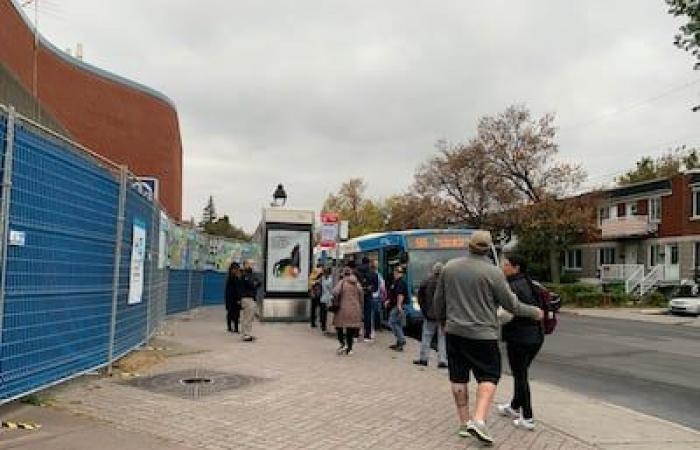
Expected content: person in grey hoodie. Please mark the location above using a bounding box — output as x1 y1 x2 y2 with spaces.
433 230 543 445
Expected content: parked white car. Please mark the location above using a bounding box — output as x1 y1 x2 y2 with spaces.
669 297 700 316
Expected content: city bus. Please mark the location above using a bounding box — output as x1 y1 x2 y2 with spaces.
340 229 498 331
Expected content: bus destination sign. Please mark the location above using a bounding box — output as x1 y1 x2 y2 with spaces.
406 234 470 250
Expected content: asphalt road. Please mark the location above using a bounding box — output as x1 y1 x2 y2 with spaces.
515 313 700 431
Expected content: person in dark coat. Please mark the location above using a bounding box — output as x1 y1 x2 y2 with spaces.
240 260 261 342
224 262 242 333
496 254 544 431
356 256 379 341
413 262 447 368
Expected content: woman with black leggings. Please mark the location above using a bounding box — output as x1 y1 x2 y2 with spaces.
497 255 544 430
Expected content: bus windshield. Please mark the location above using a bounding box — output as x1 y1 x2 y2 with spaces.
407 248 468 289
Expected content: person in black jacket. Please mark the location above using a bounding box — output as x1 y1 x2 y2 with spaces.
496 254 544 431
356 257 379 341
240 260 261 342
224 262 242 333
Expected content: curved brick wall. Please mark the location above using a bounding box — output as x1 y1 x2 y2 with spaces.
0 0 182 219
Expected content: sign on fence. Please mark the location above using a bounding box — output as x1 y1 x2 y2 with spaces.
128 218 147 304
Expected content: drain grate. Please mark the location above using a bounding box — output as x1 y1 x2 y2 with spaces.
124 369 263 400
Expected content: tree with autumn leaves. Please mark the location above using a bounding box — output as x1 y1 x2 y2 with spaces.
322 105 598 282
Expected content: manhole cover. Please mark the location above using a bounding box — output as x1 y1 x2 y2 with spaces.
180 377 213 385
124 369 264 400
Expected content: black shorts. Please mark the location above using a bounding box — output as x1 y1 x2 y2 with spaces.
446 333 501 384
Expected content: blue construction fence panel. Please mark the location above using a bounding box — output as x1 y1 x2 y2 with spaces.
113 188 152 358
189 271 203 308
0 120 118 401
166 269 190 314
202 270 226 305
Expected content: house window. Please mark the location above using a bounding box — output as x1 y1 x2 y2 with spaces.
598 248 615 266
649 244 664 267
649 197 661 222
564 249 582 271
618 203 626 217
693 188 700 218
598 207 610 225
627 202 638 216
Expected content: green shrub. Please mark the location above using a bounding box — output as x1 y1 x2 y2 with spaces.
559 272 580 284
545 282 600 306
641 291 667 307
574 292 602 307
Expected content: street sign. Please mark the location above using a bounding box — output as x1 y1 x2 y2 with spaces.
339 220 349 241
320 212 340 248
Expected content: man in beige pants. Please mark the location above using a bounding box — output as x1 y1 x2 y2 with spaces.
240 260 260 342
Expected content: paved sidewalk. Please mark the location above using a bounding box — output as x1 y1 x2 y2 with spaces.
25 307 700 449
563 308 700 327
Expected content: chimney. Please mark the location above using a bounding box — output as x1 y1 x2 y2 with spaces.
76 43 83 60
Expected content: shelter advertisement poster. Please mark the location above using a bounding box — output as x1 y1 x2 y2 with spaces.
266 229 310 292
128 218 147 305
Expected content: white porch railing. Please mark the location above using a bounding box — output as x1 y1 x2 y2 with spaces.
600 264 644 282
624 265 644 294
640 265 665 296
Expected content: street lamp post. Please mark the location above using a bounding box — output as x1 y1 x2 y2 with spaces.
271 184 287 207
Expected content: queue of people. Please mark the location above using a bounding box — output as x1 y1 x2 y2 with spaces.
317 230 548 445
225 230 548 446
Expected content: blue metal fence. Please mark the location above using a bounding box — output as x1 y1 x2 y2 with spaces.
203 270 226 305
0 108 231 404
0 118 117 400
166 270 190 315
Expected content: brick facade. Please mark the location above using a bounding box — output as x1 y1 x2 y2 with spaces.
0 0 182 219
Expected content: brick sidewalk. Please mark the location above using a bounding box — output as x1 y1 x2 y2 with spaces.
49 307 594 450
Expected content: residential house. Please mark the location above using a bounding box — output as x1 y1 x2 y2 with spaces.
565 170 700 294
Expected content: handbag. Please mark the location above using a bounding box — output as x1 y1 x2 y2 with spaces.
328 281 343 313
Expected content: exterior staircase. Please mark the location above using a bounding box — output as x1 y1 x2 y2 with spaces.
600 264 664 296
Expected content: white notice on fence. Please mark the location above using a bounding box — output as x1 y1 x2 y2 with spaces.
128 218 147 305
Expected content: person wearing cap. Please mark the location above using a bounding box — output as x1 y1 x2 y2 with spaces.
433 230 543 445
413 262 447 368
386 265 409 351
240 259 261 342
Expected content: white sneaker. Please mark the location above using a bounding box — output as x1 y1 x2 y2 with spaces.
513 417 535 431
336 345 346 355
496 403 520 419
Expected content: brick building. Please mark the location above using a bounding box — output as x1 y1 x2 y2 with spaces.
0 0 183 219
565 171 700 293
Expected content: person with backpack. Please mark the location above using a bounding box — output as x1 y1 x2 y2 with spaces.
413 262 448 368
496 254 545 431
433 231 543 445
356 256 379 342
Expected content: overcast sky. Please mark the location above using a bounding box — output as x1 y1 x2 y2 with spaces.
26 0 700 231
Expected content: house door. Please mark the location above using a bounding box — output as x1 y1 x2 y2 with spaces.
625 243 638 265
665 244 679 281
